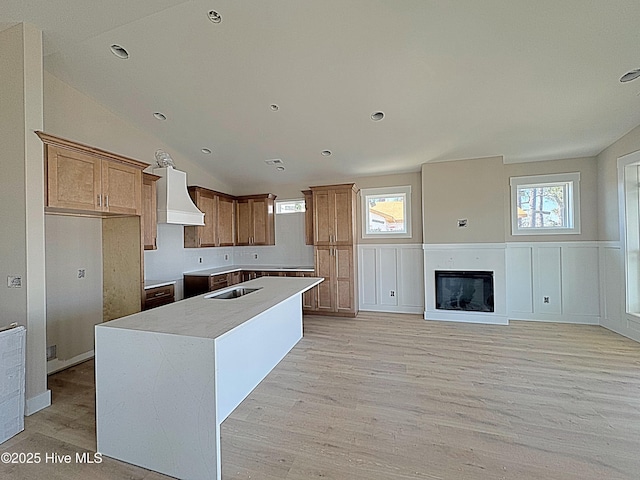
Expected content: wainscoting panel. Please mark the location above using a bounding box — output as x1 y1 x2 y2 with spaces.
358 244 424 314
506 242 600 324
535 246 562 315
562 246 599 316
379 248 398 307
506 246 533 314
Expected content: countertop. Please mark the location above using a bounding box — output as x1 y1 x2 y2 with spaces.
144 279 177 290
183 265 314 276
97 276 322 339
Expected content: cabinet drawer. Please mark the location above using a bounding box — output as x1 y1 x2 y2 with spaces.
144 285 175 310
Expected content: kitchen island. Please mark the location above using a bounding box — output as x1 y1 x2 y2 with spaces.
95 276 322 480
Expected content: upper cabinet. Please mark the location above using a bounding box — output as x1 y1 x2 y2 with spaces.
142 173 160 250
37 131 147 216
236 194 276 246
311 184 358 245
184 187 236 248
302 190 314 246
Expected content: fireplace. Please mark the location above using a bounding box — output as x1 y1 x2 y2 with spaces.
435 270 494 312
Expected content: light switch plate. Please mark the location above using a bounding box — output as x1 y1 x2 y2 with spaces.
7 276 22 288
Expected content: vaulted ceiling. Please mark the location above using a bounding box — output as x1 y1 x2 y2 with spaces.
3 0 640 190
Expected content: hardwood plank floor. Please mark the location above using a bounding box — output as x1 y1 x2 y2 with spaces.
2 313 640 479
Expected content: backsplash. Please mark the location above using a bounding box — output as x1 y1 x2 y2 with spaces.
144 212 313 299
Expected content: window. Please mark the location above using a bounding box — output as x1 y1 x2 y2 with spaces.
361 186 411 238
275 199 305 214
510 172 580 235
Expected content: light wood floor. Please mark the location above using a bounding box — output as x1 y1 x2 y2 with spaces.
2 312 640 479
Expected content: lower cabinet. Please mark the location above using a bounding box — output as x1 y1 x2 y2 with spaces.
183 271 246 298
144 284 175 310
311 246 357 316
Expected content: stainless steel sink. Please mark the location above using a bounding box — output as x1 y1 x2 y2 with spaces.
204 287 262 300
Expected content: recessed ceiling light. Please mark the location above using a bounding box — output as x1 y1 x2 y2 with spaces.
620 68 640 83
153 112 167 121
321 150 332 156
201 148 212 154
270 104 279 111
110 44 129 59
371 111 385 121
208 10 222 23
276 166 285 171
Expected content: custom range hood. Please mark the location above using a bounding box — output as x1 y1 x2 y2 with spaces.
154 166 204 226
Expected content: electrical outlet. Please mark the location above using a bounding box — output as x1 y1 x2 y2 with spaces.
253 253 258 260
457 218 468 228
224 254 229 261
198 257 203 263
7 276 22 288
78 269 85 279
390 290 395 297
543 296 550 304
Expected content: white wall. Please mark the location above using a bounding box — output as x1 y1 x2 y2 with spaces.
45 216 103 371
0 23 49 415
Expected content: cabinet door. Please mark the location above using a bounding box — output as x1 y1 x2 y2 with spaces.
236 199 251 245
142 175 157 250
217 196 235 246
251 198 269 245
335 246 355 314
313 190 332 245
302 190 314 246
197 190 217 247
333 189 354 245
46 145 102 211
314 246 334 312
102 160 142 215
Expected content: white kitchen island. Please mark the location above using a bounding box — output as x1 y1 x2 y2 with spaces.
95 276 322 480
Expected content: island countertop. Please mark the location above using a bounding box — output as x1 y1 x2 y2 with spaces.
97 276 322 339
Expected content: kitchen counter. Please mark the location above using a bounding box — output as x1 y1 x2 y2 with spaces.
95 276 322 480
143 279 176 289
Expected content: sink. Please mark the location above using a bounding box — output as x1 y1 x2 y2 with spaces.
205 287 262 300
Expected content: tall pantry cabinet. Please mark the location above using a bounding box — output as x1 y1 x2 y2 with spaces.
307 184 359 317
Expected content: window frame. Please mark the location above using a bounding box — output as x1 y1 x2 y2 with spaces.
275 198 305 214
360 185 412 239
510 172 581 236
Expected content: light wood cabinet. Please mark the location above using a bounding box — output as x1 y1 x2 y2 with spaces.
311 184 357 246
307 183 359 317
142 173 160 250
37 132 146 216
184 187 236 248
313 246 356 314
302 190 314 246
235 194 276 246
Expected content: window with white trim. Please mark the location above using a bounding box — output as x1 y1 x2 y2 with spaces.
361 186 411 238
510 172 580 235
275 199 305 214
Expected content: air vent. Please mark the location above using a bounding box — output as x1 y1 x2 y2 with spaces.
265 159 284 165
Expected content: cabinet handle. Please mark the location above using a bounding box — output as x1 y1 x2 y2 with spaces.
105 195 109 208
154 292 165 297
97 195 101 207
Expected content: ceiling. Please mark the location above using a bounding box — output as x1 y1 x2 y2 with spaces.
3 0 640 191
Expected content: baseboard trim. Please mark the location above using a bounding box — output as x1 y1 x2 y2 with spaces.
25 389 51 416
47 349 95 375
360 306 423 314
